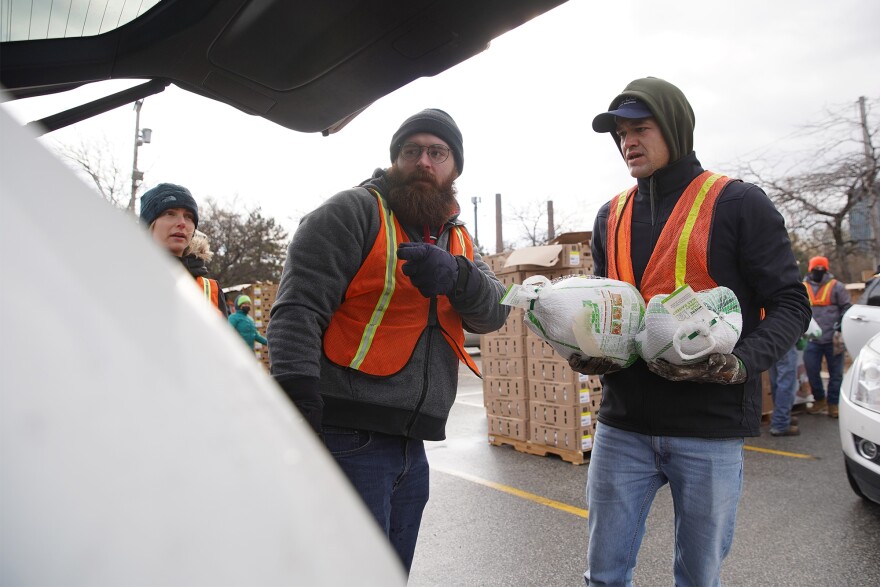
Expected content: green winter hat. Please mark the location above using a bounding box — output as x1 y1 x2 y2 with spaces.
236 295 252 308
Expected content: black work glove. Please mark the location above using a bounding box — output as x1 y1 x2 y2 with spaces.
397 242 459 298
647 353 747 385
568 353 622 375
275 376 324 436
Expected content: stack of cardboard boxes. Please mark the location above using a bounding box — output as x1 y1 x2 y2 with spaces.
481 233 603 465
231 281 278 371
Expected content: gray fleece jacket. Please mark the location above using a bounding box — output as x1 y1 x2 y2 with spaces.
267 169 509 440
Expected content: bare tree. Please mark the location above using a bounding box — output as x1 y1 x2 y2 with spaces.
508 198 577 248
53 136 129 208
737 97 878 282
198 198 289 285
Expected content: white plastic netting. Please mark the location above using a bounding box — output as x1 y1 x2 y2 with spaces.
522 275 645 367
635 286 742 365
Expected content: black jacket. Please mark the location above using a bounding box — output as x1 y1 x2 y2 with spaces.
591 78 811 438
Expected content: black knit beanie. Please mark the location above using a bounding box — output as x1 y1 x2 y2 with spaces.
389 108 464 174
139 183 199 229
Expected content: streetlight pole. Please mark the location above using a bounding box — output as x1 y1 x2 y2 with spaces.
127 99 152 213
471 196 481 248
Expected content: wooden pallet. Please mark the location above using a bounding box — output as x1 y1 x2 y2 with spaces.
488 434 590 465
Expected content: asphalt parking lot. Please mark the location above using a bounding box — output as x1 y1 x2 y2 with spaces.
407 355 880 587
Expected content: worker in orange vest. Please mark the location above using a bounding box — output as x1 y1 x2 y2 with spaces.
570 77 811 586
266 109 509 573
803 255 851 418
140 183 228 317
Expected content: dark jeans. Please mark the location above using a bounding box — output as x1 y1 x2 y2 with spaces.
803 341 844 405
323 426 429 574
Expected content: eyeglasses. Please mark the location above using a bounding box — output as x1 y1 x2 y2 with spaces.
398 142 451 165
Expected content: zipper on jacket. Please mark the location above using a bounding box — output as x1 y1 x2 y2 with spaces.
650 176 656 225
404 296 438 435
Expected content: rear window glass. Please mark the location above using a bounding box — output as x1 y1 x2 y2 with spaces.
1 0 162 42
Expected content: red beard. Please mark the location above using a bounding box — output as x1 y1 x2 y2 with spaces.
385 165 458 228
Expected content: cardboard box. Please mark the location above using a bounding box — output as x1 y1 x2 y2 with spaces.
482 336 528 358
482 376 528 401
502 244 583 272
529 423 593 451
488 415 528 441
530 380 593 406
482 252 511 274
529 401 594 428
526 337 560 361
527 357 584 383
492 308 527 338
482 357 526 378
549 231 592 246
486 398 528 419
499 231 594 274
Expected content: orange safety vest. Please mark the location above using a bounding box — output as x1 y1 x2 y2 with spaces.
323 190 480 376
804 279 837 306
606 171 732 301
195 276 222 316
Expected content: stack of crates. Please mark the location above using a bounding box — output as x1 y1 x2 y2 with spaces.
239 281 279 371
480 233 603 464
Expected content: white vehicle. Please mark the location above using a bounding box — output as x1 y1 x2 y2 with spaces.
839 278 880 505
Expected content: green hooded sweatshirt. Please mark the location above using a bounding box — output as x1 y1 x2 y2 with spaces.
603 76 695 164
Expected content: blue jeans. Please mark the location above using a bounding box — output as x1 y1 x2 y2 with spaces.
769 346 799 432
585 423 744 587
322 426 429 574
803 341 844 405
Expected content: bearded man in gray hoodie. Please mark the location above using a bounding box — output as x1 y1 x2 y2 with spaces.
267 108 508 574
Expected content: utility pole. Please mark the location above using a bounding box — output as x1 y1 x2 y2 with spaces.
547 200 555 242
471 196 481 249
127 99 152 213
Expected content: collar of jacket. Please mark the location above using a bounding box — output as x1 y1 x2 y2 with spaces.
634 151 704 202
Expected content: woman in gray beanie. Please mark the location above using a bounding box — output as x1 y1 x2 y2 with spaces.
139 183 227 316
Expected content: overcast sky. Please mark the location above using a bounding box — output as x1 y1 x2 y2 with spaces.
4 0 879 250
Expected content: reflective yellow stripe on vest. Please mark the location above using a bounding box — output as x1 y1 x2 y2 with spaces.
675 173 724 288
349 190 399 369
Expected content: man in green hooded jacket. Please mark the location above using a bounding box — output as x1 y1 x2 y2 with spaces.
570 77 811 586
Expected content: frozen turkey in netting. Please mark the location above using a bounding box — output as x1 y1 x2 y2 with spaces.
501 275 645 366
635 285 742 366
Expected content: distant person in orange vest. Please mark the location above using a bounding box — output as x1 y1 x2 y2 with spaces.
803 256 851 418
266 108 509 574
569 77 811 586
140 183 228 317
228 295 267 350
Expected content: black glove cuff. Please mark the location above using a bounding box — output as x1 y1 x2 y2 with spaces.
275 375 323 408
453 256 481 301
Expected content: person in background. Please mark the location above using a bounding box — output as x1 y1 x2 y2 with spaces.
140 183 228 317
228 295 267 350
570 77 811 586
266 108 509 573
769 345 801 436
803 256 851 418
